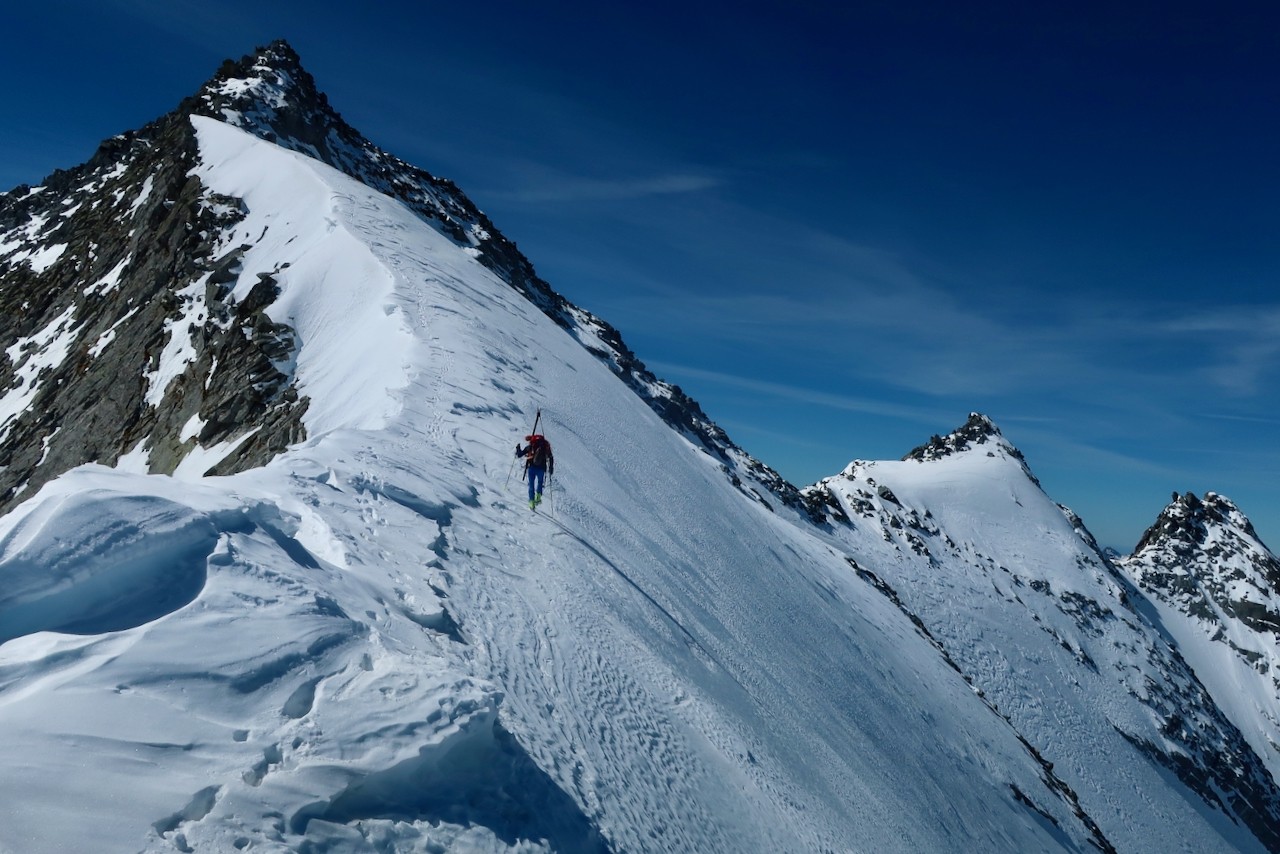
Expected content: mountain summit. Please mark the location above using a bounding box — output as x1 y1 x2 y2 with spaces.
3 43 1280 853
809 414 1280 852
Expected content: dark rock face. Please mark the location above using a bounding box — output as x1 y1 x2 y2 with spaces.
1 39 802 519
903 412 1040 487
903 412 1005 462
0 97 306 513
1128 491 1280 636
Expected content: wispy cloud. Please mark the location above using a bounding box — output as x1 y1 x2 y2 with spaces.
481 169 723 204
1160 306 1280 396
1198 411 1280 426
646 360 951 425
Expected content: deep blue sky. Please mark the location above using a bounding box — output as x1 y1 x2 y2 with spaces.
4 1 1278 549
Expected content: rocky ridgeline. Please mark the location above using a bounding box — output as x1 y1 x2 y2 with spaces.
1126 491 1280 635
0 40 806 520
0 97 306 513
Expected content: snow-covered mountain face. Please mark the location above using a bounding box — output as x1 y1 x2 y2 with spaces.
0 40 804 521
1120 492 1280 788
2 41 1280 854
805 414 1280 853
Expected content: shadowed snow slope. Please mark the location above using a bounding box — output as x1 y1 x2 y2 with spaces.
2 74 1280 853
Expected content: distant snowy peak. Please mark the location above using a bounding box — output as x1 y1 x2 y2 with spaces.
806 412 1045 527
904 411 1003 459
1127 491 1280 635
1120 492 1280 797
903 411 1038 474
1136 491 1264 556
806 414 1280 851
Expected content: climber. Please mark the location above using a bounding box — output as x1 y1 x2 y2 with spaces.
516 432 554 510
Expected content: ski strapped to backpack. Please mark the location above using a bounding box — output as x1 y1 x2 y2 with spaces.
506 408 542 487
512 409 556 513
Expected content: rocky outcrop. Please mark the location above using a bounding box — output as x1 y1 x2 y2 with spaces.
0 98 306 513
1118 491 1280 838
1127 491 1280 635
903 412 1041 487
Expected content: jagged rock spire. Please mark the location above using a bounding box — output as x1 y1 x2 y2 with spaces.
1127 490 1280 633
904 412 1006 462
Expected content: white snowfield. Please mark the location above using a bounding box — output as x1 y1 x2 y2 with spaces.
0 118 1270 852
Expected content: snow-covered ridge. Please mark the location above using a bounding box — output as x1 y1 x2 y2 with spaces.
188 115 415 435
191 40 811 519
1 113 1136 853
3 38 1280 854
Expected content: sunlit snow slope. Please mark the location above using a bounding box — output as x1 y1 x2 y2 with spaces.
0 117 1121 853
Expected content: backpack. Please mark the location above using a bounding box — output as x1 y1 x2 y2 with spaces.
525 435 550 469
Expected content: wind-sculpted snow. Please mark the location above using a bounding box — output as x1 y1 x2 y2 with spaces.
0 484 226 646
4 41 1280 854
192 40 812 520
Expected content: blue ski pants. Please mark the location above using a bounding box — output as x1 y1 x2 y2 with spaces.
527 466 546 502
